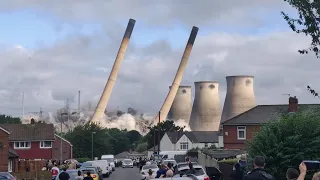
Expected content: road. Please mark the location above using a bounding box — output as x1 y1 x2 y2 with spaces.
106 167 141 180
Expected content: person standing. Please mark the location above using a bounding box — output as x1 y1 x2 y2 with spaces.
58 166 70 180
230 163 244 180
51 163 60 180
83 171 94 180
75 170 84 180
244 156 274 180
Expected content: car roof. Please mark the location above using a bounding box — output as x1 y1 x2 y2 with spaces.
178 165 203 170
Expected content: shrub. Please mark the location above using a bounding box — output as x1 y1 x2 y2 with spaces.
77 157 91 163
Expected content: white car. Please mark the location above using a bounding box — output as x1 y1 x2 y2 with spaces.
174 164 210 180
101 154 116 171
96 160 112 177
122 159 134 168
140 163 159 180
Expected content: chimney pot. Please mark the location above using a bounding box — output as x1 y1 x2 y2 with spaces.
288 96 298 112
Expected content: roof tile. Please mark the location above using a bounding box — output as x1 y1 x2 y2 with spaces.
0 124 55 141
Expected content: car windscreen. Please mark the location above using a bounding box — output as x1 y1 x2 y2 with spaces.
123 160 132 164
81 169 96 174
142 164 158 170
177 162 198 168
82 162 92 167
178 167 205 176
102 158 114 162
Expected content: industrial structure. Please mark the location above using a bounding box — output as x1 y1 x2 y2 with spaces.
168 86 192 123
91 19 136 124
189 81 222 131
221 76 256 123
154 26 199 124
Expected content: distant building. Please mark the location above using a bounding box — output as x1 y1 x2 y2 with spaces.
221 96 319 150
160 131 223 151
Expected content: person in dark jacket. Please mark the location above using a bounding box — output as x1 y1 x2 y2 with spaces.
230 163 244 180
286 168 299 180
155 164 168 178
186 162 196 175
244 156 274 180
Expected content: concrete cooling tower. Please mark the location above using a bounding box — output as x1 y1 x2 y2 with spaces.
221 75 256 123
189 81 222 131
168 86 192 123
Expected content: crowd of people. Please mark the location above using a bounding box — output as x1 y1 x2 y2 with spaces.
230 155 320 180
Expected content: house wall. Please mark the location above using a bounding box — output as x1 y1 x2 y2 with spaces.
52 135 72 161
175 135 193 150
0 129 9 171
160 134 174 151
11 142 53 160
223 125 261 150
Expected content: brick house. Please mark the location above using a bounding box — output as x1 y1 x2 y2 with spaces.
0 126 19 172
221 97 319 150
0 123 72 161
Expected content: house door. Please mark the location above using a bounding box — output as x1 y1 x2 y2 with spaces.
8 159 13 172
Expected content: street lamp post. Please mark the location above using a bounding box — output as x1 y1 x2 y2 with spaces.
92 132 96 160
157 111 161 155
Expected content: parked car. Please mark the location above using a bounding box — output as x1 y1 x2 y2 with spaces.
0 172 16 180
140 163 159 179
55 169 80 180
80 166 102 180
174 162 199 174
174 164 210 180
94 160 112 177
158 174 200 180
101 154 115 171
122 159 134 168
162 159 177 166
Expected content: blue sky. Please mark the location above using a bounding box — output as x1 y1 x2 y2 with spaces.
0 9 291 50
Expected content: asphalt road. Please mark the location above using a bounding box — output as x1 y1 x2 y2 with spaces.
106 167 141 180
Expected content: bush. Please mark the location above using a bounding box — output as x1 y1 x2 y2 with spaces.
247 110 320 179
77 157 91 163
219 158 239 165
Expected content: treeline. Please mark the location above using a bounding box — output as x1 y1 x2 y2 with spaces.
0 114 21 124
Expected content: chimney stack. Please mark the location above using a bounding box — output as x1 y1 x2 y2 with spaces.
288 96 298 112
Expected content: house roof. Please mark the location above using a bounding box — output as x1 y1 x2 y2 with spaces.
222 104 320 125
166 131 219 144
0 126 10 134
0 124 55 141
55 134 73 146
9 149 19 158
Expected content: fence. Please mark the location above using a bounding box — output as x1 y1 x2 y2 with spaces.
11 171 51 180
16 160 46 172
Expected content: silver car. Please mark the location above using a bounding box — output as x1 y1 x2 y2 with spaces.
174 164 210 180
140 164 159 180
122 159 134 168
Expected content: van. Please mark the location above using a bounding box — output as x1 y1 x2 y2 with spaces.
93 160 111 177
101 154 115 171
159 151 187 160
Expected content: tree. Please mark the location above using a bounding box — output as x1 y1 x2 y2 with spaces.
0 114 21 124
126 130 142 145
135 142 148 152
281 0 320 57
247 110 320 179
144 120 185 149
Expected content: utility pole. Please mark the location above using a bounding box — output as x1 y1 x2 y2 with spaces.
78 91 81 114
66 98 70 124
157 111 161 155
22 92 24 121
60 121 62 164
39 107 43 122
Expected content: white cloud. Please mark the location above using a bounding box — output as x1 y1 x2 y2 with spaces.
0 1 319 118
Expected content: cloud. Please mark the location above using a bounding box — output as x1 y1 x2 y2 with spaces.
0 1 319 118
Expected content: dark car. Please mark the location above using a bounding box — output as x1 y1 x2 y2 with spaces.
0 172 16 180
55 169 80 180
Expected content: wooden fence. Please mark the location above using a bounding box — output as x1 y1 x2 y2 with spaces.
16 160 46 172
11 171 51 180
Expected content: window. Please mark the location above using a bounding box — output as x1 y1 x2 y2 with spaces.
204 143 208 148
8 159 13 172
237 126 246 140
180 142 188 150
40 141 52 148
14 142 31 149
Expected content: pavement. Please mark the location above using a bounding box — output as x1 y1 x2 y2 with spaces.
106 167 141 180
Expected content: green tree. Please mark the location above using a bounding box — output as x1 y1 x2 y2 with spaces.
145 120 184 149
282 0 320 57
0 114 21 124
247 110 320 179
135 142 148 152
126 130 142 145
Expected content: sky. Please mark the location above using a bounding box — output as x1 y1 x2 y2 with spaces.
0 0 319 117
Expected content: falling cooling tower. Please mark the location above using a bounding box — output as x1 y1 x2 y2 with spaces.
168 86 192 123
189 81 222 131
154 26 199 124
91 19 136 124
221 75 256 123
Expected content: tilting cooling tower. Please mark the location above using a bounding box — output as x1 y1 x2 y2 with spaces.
189 81 222 131
221 75 256 123
91 19 136 124
168 86 192 123
154 26 199 124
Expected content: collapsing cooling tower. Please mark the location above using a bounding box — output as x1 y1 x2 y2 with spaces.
91 19 136 124
189 81 222 131
168 86 192 123
154 26 199 124
221 76 256 123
